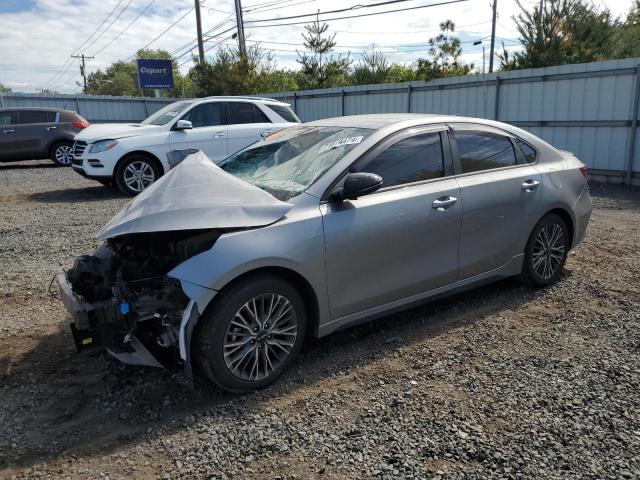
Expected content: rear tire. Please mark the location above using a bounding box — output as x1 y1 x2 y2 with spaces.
522 213 569 287
114 155 159 196
50 141 74 166
194 275 307 393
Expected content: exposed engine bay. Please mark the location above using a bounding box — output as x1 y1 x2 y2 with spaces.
61 229 220 373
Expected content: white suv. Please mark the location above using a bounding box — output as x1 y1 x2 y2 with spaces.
71 96 300 195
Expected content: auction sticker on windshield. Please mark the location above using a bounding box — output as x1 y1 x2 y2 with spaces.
318 136 364 153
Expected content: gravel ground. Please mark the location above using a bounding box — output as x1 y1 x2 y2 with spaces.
0 160 639 480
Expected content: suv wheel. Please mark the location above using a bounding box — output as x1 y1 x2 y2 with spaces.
523 213 569 287
194 275 307 393
114 155 159 196
51 141 74 166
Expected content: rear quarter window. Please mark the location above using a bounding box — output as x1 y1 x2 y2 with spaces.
266 104 299 123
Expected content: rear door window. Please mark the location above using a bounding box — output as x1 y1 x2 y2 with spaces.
18 110 49 124
227 102 266 124
454 130 517 173
252 105 271 123
181 102 223 128
357 132 445 188
0 112 14 125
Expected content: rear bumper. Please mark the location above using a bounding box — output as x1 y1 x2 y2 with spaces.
572 185 592 249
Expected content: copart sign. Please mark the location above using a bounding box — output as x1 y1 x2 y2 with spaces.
136 59 174 89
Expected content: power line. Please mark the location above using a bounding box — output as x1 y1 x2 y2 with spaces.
92 0 158 56
173 22 236 60
244 0 315 14
82 0 135 54
125 6 195 61
44 0 126 87
244 0 427 24
170 15 235 57
332 20 492 35
243 0 471 29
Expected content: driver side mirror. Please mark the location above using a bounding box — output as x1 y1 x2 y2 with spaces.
331 172 383 201
175 119 193 130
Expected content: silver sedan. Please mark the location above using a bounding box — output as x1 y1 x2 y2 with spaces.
58 114 592 392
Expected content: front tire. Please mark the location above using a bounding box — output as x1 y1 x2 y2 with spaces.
51 141 74 166
194 275 307 393
523 213 569 287
114 155 159 196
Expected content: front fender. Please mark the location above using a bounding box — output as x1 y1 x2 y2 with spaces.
168 208 331 328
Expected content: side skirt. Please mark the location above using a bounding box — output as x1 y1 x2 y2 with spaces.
318 254 524 337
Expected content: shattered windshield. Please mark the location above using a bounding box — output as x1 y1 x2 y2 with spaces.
220 126 373 201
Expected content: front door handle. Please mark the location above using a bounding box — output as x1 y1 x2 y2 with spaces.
432 196 458 211
213 131 225 137
46 126 57 131
2 129 15 134
522 179 541 192
261 129 274 137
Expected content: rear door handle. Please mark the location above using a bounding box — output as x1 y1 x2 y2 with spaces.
261 129 274 137
2 129 15 134
522 179 541 191
46 126 57 131
213 131 225 137
432 196 458 211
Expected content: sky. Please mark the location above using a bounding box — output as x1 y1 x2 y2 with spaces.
0 0 634 94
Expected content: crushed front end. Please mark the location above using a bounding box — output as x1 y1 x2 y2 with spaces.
58 230 219 379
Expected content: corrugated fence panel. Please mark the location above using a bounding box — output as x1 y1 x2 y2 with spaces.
0 93 176 123
265 58 640 176
3 58 640 177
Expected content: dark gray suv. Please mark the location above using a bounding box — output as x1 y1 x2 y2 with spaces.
0 108 89 166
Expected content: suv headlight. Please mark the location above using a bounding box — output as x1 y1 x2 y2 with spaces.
89 139 118 153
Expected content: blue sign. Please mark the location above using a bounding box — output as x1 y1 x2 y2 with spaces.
136 59 174 89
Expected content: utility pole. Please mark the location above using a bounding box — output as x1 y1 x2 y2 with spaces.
234 0 247 60
489 0 497 73
71 54 94 93
194 0 205 63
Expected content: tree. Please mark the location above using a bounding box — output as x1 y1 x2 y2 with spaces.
86 49 190 97
415 20 472 81
612 0 640 59
352 50 392 85
296 15 351 89
0 83 11 93
189 43 298 96
499 0 618 70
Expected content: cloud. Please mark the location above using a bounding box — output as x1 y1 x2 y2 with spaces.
0 0 632 93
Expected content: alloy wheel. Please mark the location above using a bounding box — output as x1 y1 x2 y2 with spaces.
532 223 565 280
123 160 155 192
55 145 73 165
223 293 298 382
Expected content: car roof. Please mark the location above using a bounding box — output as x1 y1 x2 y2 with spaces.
304 114 552 143
305 113 443 129
0 107 75 113
197 96 290 105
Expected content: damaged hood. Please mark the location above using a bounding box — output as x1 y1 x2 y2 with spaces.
97 151 293 240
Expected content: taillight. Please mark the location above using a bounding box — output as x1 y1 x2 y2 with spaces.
579 163 588 179
72 120 89 129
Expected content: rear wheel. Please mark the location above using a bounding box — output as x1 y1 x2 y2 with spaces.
51 141 74 166
523 213 569 287
114 155 159 195
194 275 306 393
